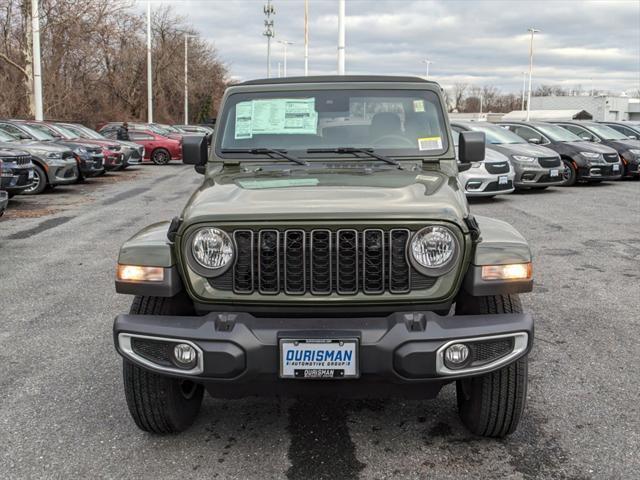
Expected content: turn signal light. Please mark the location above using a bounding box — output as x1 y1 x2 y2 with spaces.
481 263 532 281
117 264 164 282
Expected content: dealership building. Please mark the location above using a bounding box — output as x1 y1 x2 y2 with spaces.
529 95 640 121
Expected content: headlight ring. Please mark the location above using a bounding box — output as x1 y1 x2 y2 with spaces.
409 225 460 276
185 227 235 277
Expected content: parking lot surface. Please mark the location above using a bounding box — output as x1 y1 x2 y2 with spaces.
1 166 638 479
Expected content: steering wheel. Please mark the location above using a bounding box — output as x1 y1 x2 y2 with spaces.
372 135 416 148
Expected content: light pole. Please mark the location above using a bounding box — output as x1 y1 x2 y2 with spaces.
521 71 526 110
31 0 43 120
337 0 345 74
304 0 309 76
146 0 153 123
263 1 275 78
278 40 294 77
526 27 540 121
184 34 195 125
421 59 432 79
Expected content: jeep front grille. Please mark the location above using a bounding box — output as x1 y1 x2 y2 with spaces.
209 228 435 295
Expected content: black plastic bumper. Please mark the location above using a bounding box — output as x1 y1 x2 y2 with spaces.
114 310 533 397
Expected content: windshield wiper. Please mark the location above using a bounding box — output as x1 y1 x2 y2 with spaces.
221 148 309 166
306 147 402 169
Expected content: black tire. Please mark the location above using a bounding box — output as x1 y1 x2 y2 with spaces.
455 294 528 438
151 148 171 165
561 159 577 186
23 163 47 195
122 295 203 434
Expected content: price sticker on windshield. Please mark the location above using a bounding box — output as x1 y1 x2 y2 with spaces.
418 136 443 151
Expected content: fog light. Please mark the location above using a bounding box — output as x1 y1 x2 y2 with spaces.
173 343 197 367
445 343 469 366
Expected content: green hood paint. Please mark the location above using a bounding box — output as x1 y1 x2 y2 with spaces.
181 166 470 227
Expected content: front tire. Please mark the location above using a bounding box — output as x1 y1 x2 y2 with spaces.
23 164 47 195
455 294 528 437
561 159 577 186
122 295 203 434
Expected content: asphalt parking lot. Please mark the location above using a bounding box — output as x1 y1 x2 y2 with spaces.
1 166 638 479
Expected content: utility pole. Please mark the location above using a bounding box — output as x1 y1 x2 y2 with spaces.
278 40 294 77
146 0 153 123
304 0 309 76
184 35 194 125
421 59 432 79
479 93 483 114
521 71 526 110
526 27 540 121
337 0 345 74
31 0 43 120
263 1 275 78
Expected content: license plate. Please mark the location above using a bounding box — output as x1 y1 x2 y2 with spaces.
550 169 559 177
28 170 34 179
498 175 508 185
613 164 620 172
280 339 359 379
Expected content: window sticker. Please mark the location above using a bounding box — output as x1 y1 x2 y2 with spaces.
237 178 320 189
235 101 254 139
413 100 425 112
418 136 443 150
234 98 318 139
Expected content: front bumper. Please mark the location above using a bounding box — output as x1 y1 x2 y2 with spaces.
114 310 533 397
577 162 622 181
620 154 640 177
463 168 515 197
48 162 79 185
0 166 33 193
78 155 105 177
104 152 124 170
0 190 8 214
513 163 563 187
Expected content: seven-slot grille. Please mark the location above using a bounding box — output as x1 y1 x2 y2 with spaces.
0 155 30 165
212 228 435 296
603 153 619 163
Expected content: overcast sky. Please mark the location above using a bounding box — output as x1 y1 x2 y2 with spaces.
141 0 640 94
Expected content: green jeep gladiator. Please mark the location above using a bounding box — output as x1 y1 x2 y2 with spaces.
114 76 534 438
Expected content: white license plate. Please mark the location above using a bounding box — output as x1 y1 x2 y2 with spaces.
550 169 559 177
498 175 508 185
613 164 620 172
280 339 359 379
28 170 34 179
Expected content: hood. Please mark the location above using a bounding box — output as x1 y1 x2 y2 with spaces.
565 141 619 154
70 138 117 148
484 148 510 163
0 147 30 157
605 139 640 152
1 140 70 154
489 142 558 158
181 167 469 226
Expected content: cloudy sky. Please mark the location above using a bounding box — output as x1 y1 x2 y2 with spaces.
141 0 640 94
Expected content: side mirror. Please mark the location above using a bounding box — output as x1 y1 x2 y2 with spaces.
458 131 485 163
528 137 541 144
581 135 592 142
182 135 208 174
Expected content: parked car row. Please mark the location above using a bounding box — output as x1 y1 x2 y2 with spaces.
449 119 639 197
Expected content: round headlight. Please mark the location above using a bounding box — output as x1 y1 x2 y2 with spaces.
191 228 234 269
410 226 458 273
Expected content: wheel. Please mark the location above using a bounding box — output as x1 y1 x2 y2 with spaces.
561 159 577 186
151 148 171 165
22 164 47 195
122 295 203 434
455 294 528 438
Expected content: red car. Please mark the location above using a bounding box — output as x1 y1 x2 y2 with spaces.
99 125 182 165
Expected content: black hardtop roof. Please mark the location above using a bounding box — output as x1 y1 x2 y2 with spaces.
238 75 436 86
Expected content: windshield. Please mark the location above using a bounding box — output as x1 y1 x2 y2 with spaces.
52 124 80 139
22 124 55 141
534 123 582 142
0 129 18 142
586 123 630 140
147 124 172 136
216 88 448 158
466 124 526 145
63 124 97 139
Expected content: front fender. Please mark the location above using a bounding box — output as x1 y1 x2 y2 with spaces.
116 222 183 296
463 215 533 296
